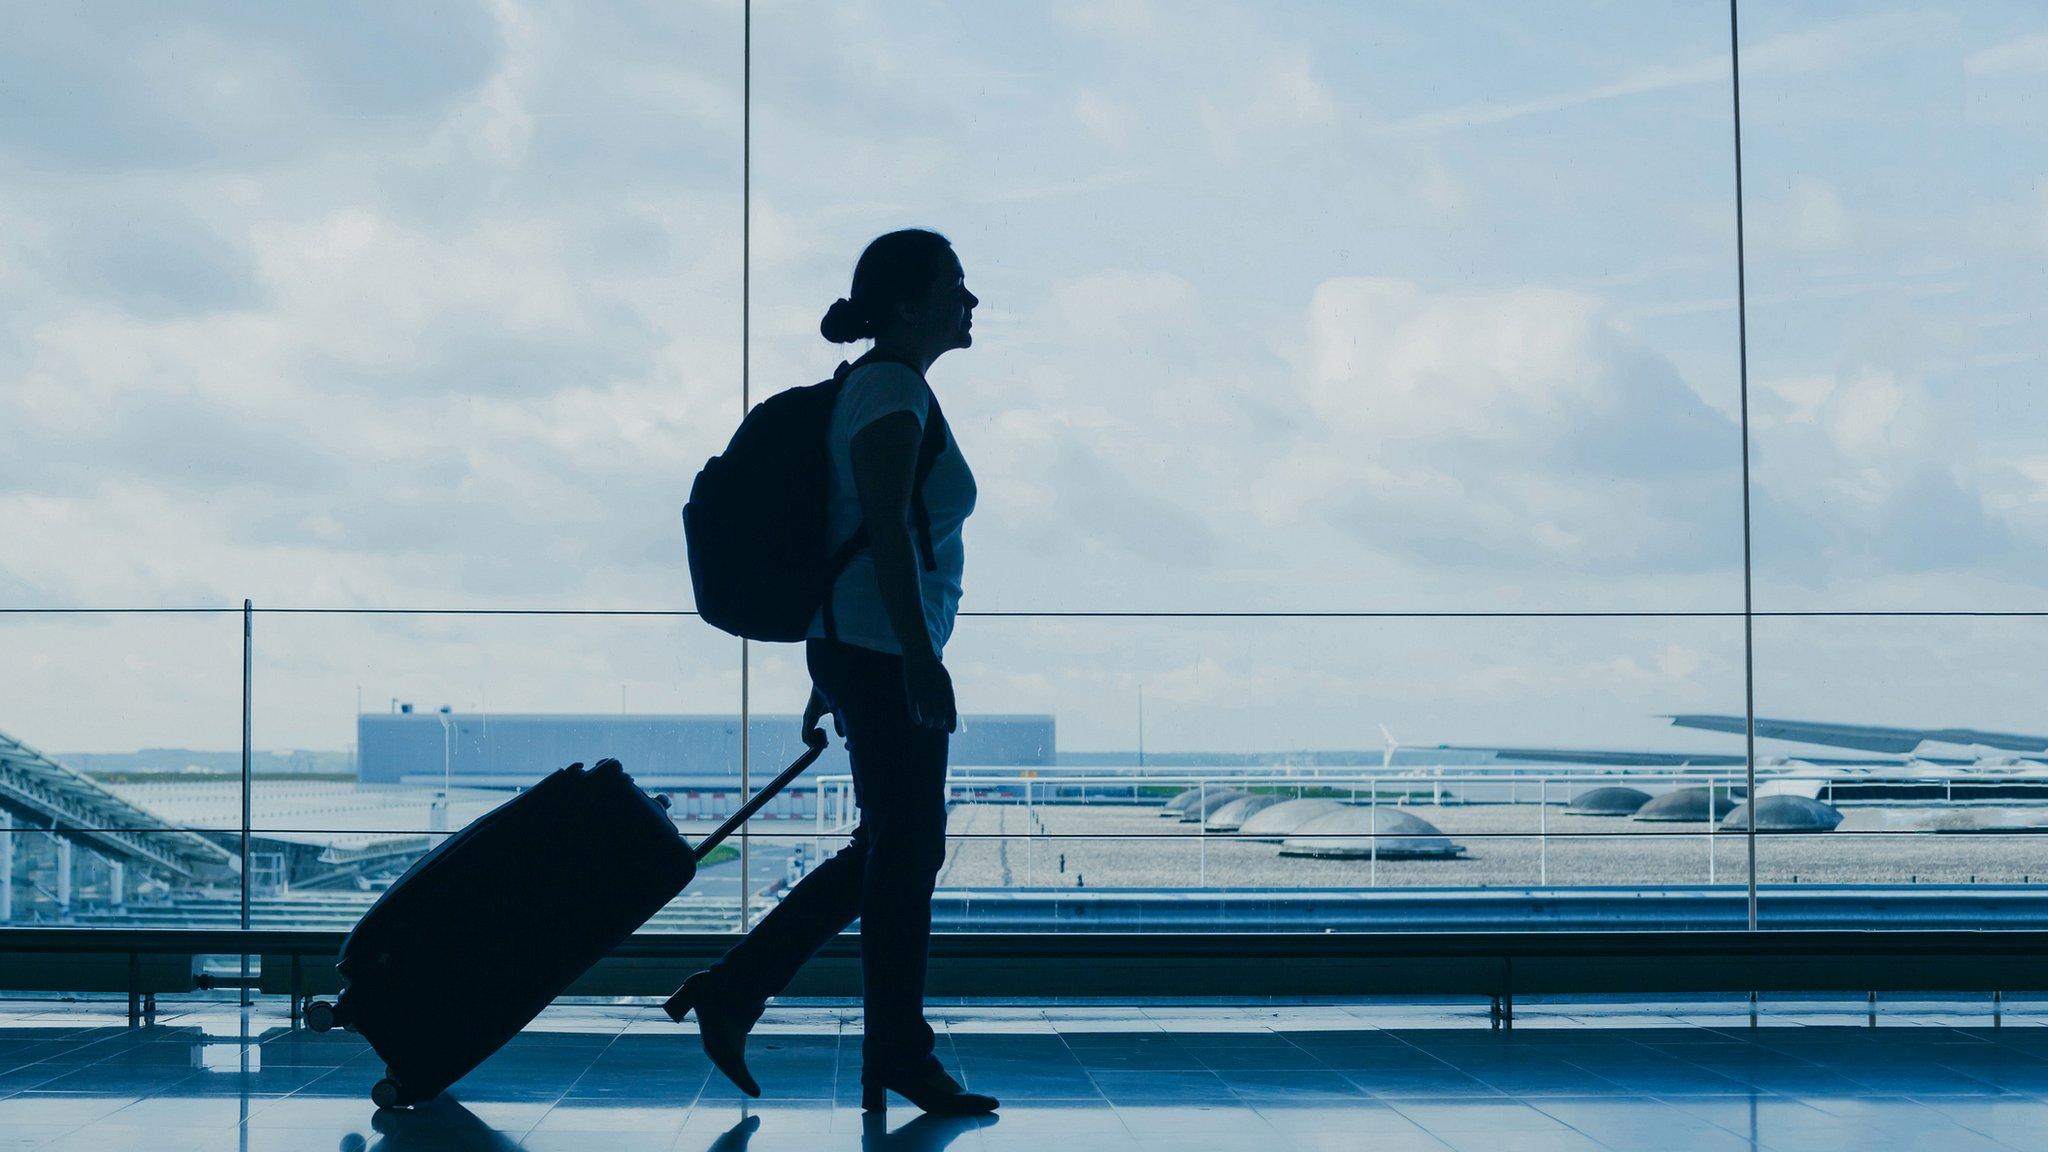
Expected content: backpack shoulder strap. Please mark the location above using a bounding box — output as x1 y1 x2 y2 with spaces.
908 385 947 572
819 354 946 640
836 353 945 571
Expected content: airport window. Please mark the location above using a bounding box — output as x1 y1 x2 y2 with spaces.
3 2 2046 953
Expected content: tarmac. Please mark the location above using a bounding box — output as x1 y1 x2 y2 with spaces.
920 802 2048 889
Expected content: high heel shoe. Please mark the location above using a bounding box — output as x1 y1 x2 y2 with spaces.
663 972 760 1097
860 1068 999 1115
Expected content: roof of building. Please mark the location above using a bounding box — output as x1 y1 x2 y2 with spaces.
1633 786 1741 823
1566 786 1653 816
1279 807 1465 859
0 729 237 881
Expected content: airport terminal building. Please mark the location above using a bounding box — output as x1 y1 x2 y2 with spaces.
356 711 1057 789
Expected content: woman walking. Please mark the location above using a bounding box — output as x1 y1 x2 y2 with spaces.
666 229 995 1116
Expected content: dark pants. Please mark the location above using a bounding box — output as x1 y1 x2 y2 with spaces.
704 638 949 1080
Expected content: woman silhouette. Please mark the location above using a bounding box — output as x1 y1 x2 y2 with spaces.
667 229 995 1116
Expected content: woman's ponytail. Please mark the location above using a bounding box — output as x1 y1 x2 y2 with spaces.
819 296 875 344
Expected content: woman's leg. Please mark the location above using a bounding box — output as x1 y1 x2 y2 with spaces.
828 647 950 1080
699 828 869 1029
698 642 874 1027
697 638 948 1076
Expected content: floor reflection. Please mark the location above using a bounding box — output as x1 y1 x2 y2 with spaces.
700 1113 759 1152
7 1001 2048 1152
675 1110 997 1152
355 1098 522 1152
861 1111 1000 1152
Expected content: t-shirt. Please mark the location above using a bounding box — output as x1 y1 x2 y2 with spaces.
806 361 977 657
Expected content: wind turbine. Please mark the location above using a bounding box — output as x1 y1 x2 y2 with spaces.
1381 724 1435 806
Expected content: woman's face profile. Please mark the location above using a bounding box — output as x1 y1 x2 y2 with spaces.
896 252 978 356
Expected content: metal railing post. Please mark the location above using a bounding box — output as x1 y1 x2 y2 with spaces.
0 810 11 923
1369 779 1379 887
240 599 253 1006
1707 777 1717 886
1024 777 1034 888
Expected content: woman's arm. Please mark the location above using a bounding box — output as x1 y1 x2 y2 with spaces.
849 410 957 730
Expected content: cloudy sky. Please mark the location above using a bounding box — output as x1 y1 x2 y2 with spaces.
2 1 2044 756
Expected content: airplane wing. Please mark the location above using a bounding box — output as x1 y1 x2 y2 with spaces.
1434 745 1746 767
1665 714 2048 755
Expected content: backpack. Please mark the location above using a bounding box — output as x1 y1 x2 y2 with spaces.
683 350 948 642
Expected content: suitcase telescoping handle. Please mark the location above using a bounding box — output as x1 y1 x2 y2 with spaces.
689 727 831 863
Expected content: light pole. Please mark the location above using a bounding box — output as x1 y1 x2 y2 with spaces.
435 707 453 832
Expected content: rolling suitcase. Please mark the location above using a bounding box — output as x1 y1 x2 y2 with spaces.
304 735 828 1109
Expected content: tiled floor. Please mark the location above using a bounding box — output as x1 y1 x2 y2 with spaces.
5 997 2048 1149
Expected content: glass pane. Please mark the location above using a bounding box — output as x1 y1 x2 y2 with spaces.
0 4 744 609
752 1 1745 612
1744 2 2048 608
250 610 744 931
1753 615 2048 929
748 616 1749 931
0 612 243 934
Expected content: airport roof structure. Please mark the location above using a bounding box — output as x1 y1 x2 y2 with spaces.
0 729 236 882
1237 798 1347 840
1203 794 1280 832
1179 790 1248 823
102 780 507 857
1720 794 1844 833
1633 786 1740 823
1279 807 1465 859
1566 786 1653 816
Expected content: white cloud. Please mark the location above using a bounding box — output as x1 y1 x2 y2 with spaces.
1965 185 2048 256
1654 643 1704 681
1050 270 1197 346
1051 0 1161 40
134 27 314 139
1413 163 1469 219
1385 11 1939 136
1965 32 2048 78
981 168 1143 207
0 3 744 615
1197 50 1337 161
1255 276 1743 574
1073 90 1134 149
1387 55 1726 135
1764 176 1853 252
1298 278 1725 472
1816 369 1909 458
1742 11 1945 77
1759 373 1835 428
444 0 541 164
249 210 589 362
1750 352 2025 588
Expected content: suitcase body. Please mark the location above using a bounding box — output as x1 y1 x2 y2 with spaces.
322 759 694 1107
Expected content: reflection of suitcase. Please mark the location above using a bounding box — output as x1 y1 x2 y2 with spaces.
305 739 826 1109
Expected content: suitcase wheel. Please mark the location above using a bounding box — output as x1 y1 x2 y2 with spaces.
303 1000 337 1033
371 1076 408 1110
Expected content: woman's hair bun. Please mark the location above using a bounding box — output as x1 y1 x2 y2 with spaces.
819 296 874 344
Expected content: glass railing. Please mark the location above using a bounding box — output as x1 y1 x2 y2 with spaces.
8 605 2048 936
